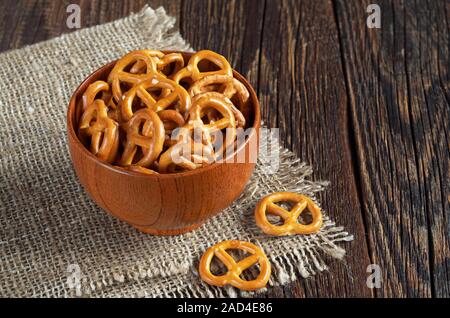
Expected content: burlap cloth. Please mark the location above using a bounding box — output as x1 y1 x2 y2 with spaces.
0 6 353 297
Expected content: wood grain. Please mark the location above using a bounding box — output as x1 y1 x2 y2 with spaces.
0 0 448 297
334 0 449 297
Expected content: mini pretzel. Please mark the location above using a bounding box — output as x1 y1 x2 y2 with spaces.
127 165 159 175
108 50 162 102
158 130 215 173
81 81 110 112
188 74 249 105
255 192 323 236
192 92 245 128
78 99 119 163
158 109 186 146
199 240 271 291
173 50 233 87
130 52 184 78
120 75 191 122
119 108 165 167
187 93 237 156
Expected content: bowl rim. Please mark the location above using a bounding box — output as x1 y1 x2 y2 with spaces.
67 50 261 178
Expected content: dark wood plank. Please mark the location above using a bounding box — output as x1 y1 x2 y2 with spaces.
0 0 181 52
256 0 372 297
334 0 449 297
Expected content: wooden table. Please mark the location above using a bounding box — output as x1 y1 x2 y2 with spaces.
1 0 448 298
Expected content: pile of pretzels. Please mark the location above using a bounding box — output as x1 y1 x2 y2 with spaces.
77 50 250 174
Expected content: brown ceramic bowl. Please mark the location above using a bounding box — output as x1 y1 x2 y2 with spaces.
67 51 261 235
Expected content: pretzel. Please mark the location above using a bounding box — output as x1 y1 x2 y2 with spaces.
127 165 159 175
189 74 249 105
81 81 110 112
78 99 119 163
187 93 237 156
119 108 165 167
158 128 215 173
192 92 245 128
158 109 186 146
255 192 323 236
173 50 233 88
120 75 191 122
108 50 163 102
198 240 271 291
130 52 184 78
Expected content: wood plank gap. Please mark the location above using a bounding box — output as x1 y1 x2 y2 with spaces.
401 0 436 298
256 0 267 99
331 0 376 297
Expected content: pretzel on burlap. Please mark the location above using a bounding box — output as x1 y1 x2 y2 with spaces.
118 108 165 167
120 75 191 122
255 192 323 236
78 99 119 163
173 50 233 88
198 240 271 291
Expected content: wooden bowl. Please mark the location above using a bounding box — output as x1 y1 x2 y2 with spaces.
67 51 261 235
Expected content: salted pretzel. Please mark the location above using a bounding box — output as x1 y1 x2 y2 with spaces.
108 50 163 102
189 74 249 105
192 92 245 128
157 109 186 146
198 240 271 291
173 50 233 88
119 108 165 167
120 75 191 122
158 128 215 173
81 81 110 111
187 93 237 157
255 192 323 236
130 52 184 78
127 165 159 175
78 99 119 163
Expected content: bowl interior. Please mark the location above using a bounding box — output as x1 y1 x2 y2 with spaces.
68 51 261 176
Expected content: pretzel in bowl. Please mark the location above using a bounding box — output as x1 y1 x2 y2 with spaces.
81 80 110 111
192 92 246 128
108 50 162 102
127 165 159 175
78 99 119 163
158 126 215 173
120 75 191 122
198 240 271 291
129 52 184 78
77 49 251 175
119 108 165 167
158 109 186 146
186 93 237 157
173 50 233 88
255 192 323 236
